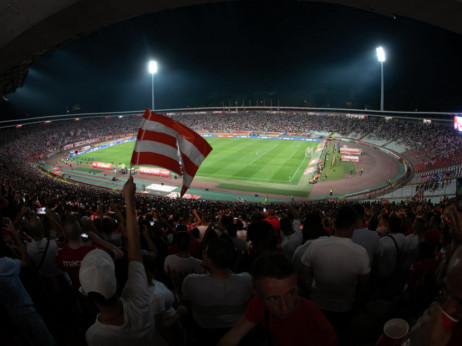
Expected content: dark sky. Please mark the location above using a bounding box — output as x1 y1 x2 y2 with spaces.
3 1 462 116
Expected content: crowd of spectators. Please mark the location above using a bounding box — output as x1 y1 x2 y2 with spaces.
1 111 462 345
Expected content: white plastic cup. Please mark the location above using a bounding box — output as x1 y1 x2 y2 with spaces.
377 318 409 346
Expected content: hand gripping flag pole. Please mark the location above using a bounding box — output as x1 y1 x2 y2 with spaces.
130 109 213 197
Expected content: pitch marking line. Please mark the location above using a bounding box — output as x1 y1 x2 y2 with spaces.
249 143 280 165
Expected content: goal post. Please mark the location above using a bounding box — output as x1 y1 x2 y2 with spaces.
305 146 314 159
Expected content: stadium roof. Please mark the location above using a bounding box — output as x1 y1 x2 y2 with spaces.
1 0 462 98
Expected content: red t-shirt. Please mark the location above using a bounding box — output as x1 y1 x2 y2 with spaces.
244 296 337 346
56 245 97 289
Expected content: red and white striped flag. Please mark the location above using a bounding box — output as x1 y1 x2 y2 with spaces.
131 109 213 196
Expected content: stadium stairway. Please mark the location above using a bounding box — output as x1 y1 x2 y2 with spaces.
358 123 381 141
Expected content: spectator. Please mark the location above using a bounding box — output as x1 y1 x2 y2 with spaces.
182 237 252 345
351 204 381 277
0 218 56 345
164 231 205 298
218 251 337 346
298 206 370 344
377 215 407 298
79 176 157 345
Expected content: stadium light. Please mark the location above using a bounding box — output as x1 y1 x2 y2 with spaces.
376 47 385 111
148 60 158 110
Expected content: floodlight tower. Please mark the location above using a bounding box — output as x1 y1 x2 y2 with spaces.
376 47 386 111
148 60 158 110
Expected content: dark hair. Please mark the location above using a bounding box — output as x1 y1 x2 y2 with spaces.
251 252 294 281
227 223 237 238
352 204 365 219
26 217 45 238
191 227 200 239
206 237 235 269
388 215 402 234
302 213 326 242
236 220 244 231
221 215 234 228
334 206 358 232
368 216 379 231
247 221 277 254
63 215 82 241
174 231 191 252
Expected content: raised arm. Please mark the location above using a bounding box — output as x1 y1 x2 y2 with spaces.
87 230 124 260
286 203 300 220
192 209 201 224
218 316 257 346
123 176 142 262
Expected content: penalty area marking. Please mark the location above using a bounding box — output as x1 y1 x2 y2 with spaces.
249 143 280 165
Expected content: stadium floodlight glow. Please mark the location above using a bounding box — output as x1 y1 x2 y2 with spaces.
148 60 158 74
376 46 386 111
376 47 386 62
148 60 158 110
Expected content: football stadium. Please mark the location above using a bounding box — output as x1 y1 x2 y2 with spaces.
1 1 462 346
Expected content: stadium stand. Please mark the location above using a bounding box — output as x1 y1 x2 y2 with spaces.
1 110 462 345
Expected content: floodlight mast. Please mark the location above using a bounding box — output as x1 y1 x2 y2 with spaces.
376 47 385 111
148 60 158 110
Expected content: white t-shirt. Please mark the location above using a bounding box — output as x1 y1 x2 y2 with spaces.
182 272 252 328
351 227 382 264
301 236 370 312
26 238 62 278
164 254 203 295
164 254 203 276
149 280 176 320
378 233 407 278
196 225 209 241
85 261 157 346
281 232 302 259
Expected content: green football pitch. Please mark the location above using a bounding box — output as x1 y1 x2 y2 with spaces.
75 138 329 197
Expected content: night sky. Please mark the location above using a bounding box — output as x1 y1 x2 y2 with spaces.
3 1 462 117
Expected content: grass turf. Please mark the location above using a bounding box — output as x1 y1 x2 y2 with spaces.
74 138 354 196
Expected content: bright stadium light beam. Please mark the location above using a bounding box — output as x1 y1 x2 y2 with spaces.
376 47 386 111
148 60 158 110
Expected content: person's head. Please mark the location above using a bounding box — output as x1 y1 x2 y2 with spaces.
79 249 117 307
352 204 365 228
174 231 191 252
227 223 238 238
388 215 402 234
191 227 200 239
247 221 277 254
379 214 389 227
63 215 82 242
221 215 234 228
101 217 116 235
26 216 45 240
442 246 462 320
205 237 236 270
368 216 379 231
251 252 299 320
302 213 325 242
412 218 427 240
334 206 358 237
405 212 416 227
267 208 276 217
